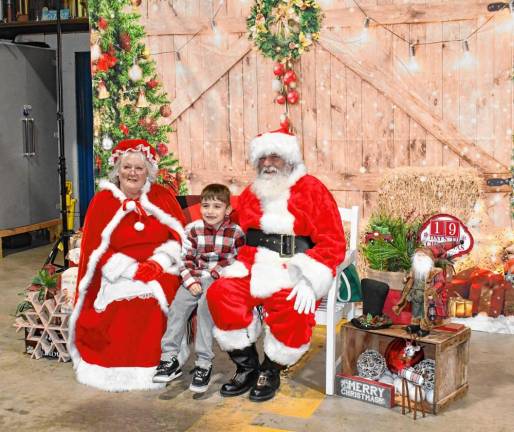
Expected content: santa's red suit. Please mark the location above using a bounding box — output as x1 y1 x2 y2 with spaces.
69 179 185 391
207 131 346 366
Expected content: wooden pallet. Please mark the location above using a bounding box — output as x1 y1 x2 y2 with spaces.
13 291 71 362
0 218 61 258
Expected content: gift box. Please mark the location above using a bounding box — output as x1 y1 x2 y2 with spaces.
447 296 473 318
504 284 514 316
446 266 478 299
468 270 504 315
477 285 505 318
383 289 411 325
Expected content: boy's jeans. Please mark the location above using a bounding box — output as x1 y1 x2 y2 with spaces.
160 276 214 369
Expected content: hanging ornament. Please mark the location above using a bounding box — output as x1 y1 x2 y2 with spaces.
93 113 101 137
145 119 158 134
95 155 102 176
142 46 151 59
288 81 297 89
128 64 143 82
130 0 142 7
271 78 282 93
286 89 299 104
120 32 131 51
97 17 108 31
283 69 297 85
146 78 159 89
97 81 110 99
136 90 149 108
119 123 129 136
273 63 285 76
275 94 286 105
101 136 114 150
160 104 172 117
157 143 168 157
91 43 102 62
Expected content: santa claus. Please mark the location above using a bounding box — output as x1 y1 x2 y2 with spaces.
68 139 187 391
393 247 447 336
207 128 346 402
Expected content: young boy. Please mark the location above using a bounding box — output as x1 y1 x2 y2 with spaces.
153 184 245 393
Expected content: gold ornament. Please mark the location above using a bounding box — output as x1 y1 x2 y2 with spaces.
130 0 142 7
97 81 110 99
136 90 149 108
143 47 151 59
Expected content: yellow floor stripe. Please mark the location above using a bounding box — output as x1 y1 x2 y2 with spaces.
188 320 347 430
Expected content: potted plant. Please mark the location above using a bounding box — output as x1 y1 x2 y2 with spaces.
361 214 422 290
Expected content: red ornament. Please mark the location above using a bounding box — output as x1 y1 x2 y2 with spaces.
108 44 116 56
160 104 172 117
273 63 285 76
275 94 286 105
147 79 159 89
120 32 131 51
119 124 129 136
385 338 424 374
157 143 168 156
146 120 158 135
286 89 299 104
98 17 108 30
283 69 297 85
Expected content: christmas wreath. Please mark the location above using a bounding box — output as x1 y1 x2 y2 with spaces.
247 0 323 63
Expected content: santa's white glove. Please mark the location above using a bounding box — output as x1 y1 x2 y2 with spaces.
286 279 316 315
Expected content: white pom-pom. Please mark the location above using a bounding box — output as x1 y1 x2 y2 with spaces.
134 221 145 231
125 200 136 211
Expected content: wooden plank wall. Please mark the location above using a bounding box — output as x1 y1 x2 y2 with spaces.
141 0 513 227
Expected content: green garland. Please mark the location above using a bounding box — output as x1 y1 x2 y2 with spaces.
247 0 323 63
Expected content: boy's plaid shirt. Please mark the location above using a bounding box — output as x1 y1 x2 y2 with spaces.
180 217 245 288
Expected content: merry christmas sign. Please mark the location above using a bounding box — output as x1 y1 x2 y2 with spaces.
336 375 395 408
418 214 474 259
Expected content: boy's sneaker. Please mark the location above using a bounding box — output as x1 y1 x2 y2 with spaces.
152 357 182 383
189 365 212 393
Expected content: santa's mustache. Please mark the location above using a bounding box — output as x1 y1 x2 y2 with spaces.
259 166 280 175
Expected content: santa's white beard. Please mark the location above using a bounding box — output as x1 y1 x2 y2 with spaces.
412 253 434 280
252 165 293 200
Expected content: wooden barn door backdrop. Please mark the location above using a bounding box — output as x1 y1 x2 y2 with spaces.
140 0 512 226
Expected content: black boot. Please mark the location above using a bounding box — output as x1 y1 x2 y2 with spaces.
220 344 260 397
249 355 283 402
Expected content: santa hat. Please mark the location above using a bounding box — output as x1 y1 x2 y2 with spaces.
109 139 158 168
249 127 303 167
415 241 463 261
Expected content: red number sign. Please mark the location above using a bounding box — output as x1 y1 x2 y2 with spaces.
419 214 473 259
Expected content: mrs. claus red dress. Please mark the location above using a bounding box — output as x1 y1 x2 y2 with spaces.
69 180 185 391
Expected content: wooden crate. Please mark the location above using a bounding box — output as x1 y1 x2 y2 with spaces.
341 324 470 414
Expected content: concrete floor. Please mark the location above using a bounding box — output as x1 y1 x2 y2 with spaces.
1 245 513 432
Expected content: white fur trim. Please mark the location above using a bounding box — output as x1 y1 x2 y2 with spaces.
263 326 309 366
288 253 334 300
140 193 186 245
75 358 165 392
212 310 261 351
102 252 137 283
148 280 169 314
93 278 169 314
249 132 302 166
151 240 181 270
220 260 249 278
250 247 293 298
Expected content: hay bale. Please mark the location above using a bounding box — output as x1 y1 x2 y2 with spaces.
377 167 481 222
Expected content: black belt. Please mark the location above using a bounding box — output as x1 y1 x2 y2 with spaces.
246 228 314 257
